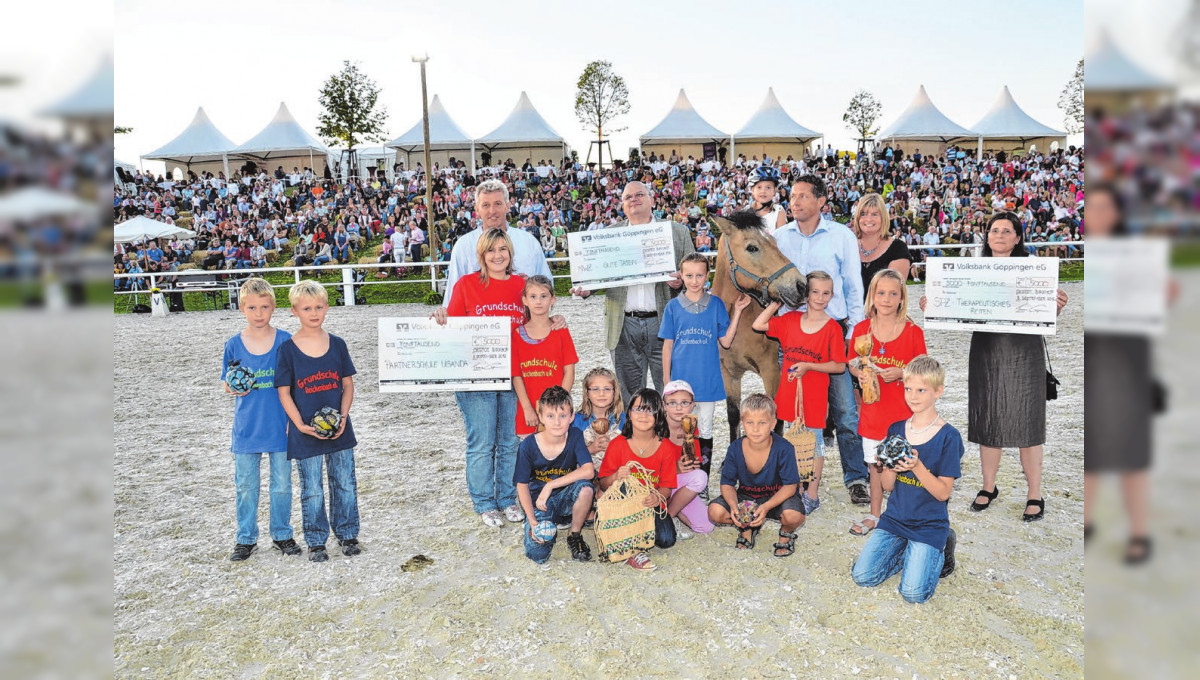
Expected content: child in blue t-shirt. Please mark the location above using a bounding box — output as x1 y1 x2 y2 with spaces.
222 278 299 562
852 355 963 603
275 280 361 564
514 386 595 564
659 252 751 476
706 394 806 557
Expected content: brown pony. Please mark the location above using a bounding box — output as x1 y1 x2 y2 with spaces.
710 211 807 439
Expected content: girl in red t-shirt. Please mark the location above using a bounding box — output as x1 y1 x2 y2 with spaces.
848 268 927 536
512 275 578 436
431 228 530 529
598 388 680 571
751 270 848 513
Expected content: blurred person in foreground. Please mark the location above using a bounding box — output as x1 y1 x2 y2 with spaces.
1083 185 1178 565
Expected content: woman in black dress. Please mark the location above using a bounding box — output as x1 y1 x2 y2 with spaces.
920 212 1068 521
855 193 912 295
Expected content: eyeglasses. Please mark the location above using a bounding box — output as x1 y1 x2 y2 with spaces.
988 229 1017 236
587 386 614 393
622 192 649 201
664 400 694 408
630 406 657 414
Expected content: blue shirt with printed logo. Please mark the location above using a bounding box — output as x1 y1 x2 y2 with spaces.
658 292 730 401
514 427 593 500
274 333 358 460
222 329 291 454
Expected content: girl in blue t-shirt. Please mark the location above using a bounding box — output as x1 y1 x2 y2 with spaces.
658 253 751 476
851 355 963 603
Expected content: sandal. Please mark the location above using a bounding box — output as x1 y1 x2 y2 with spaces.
735 526 760 550
970 487 999 512
773 530 798 558
1124 536 1152 565
1022 498 1045 522
849 515 879 536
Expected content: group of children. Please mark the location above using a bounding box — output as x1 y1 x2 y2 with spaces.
224 231 962 602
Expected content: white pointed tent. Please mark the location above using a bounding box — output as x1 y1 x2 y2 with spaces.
142 107 238 179
640 89 728 162
229 102 330 177
42 56 114 126
1085 30 1174 113
878 86 976 157
386 95 476 172
732 87 821 163
476 92 568 167
961 86 1067 155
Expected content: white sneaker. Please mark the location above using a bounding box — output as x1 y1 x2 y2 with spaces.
502 505 524 523
674 517 695 541
480 510 504 528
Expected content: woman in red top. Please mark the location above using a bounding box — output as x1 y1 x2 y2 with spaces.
512 275 578 435
431 228 530 529
847 269 927 536
598 388 680 571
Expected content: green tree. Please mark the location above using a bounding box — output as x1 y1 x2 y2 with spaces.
843 90 883 152
1058 58 1084 134
317 61 389 180
574 60 630 170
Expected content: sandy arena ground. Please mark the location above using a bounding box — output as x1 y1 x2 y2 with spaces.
114 282 1085 678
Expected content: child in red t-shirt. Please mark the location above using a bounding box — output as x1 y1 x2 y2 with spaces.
597 388 680 571
751 270 848 514
848 268 927 536
513 275 578 436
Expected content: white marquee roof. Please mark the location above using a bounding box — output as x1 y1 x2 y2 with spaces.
1085 30 1173 92
230 102 329 159
879 86 975 141
142 107 237 165
968 86 1066 140
386 95 474 151
43 56 113 119
477 92 564 148
734 88 820 142
640 89 728 145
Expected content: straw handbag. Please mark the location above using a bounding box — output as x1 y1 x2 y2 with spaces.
784 383 817 483
595 461 662 562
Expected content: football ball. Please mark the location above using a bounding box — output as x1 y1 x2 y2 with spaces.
309 406 342 439
876 434 914 468
531 520 557 542
224 362 256 393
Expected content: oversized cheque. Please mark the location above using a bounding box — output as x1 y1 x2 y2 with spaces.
923 257 1059 335
567 221 677 290
378 317 511 392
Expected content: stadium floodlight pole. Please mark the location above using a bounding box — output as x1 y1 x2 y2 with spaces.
413 53 436 282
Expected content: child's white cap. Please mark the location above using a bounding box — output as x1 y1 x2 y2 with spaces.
663 380 694 398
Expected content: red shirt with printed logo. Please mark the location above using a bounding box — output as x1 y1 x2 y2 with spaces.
446 273 526 326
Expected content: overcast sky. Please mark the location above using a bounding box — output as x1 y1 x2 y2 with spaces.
113 0 1095 171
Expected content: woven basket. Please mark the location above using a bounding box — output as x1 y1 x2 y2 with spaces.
784 383 817 483
594 462 659 562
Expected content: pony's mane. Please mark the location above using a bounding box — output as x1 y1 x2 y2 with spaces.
723 209 766 232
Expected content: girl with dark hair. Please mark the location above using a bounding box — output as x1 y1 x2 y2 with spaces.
924 212 1069 522
597 388 679 570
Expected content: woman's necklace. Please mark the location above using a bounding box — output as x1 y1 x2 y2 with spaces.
907 415 942 435
872 317 904 356
859 237 881 257
631 435 657 456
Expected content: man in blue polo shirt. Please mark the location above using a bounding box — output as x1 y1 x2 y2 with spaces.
774 174 870 507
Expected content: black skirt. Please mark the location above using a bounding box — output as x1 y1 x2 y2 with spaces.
1084 334 1152 472
968 332 1046 448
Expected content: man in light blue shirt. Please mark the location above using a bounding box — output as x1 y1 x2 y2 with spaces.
774 174 870 506
442 179 552 306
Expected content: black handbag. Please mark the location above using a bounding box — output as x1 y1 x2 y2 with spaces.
1152 379 1168 414
1043 339 1059 401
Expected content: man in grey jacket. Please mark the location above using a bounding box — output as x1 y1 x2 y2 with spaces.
570 181 695 405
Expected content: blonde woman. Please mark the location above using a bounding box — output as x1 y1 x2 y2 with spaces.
853 193 912 300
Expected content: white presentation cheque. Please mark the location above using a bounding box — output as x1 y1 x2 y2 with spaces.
1084 237 1168 336
378 317 511 392
923 257 1059 335
567 221 677 290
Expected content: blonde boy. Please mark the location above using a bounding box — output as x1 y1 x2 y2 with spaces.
275 281 362 563
223 278 298 561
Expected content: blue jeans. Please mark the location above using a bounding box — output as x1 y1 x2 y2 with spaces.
313 255 331 266
523 480 593 564
233 451 293 544
296 449 359 548
454 390 519 514
829 368 868 488
851 527 944 603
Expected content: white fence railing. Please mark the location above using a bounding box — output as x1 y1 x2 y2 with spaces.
112 240 1085 307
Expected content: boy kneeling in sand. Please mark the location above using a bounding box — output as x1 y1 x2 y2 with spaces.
514 386 595 563
707 394 805 557
851 355 962 603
